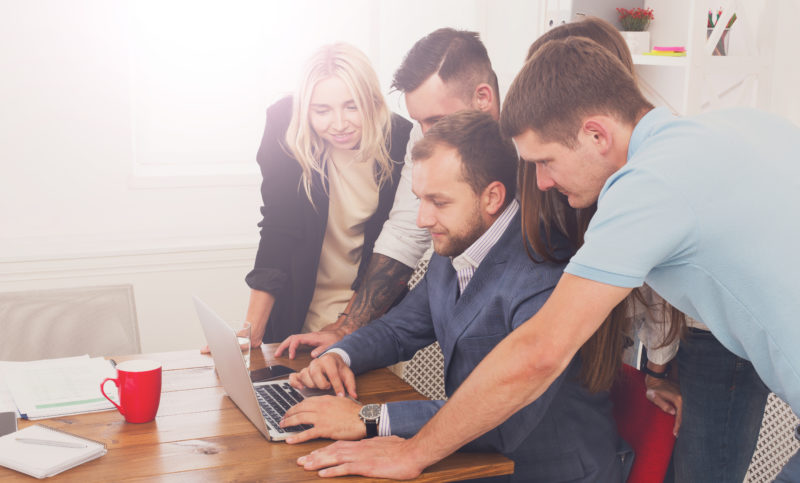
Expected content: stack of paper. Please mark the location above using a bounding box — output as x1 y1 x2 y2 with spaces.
0 371 18 417
643 46 687 57
0 424 107 478
0 355 117 419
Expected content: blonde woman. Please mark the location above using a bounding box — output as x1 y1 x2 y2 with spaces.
244 43 411 346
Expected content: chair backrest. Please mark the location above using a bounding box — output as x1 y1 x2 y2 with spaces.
611 364 676 483
0 285 141 361
745 392 800 481
401 249 448 400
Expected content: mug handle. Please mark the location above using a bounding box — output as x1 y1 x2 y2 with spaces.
100 378 124 415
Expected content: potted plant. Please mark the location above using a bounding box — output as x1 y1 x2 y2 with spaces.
617 7 655 55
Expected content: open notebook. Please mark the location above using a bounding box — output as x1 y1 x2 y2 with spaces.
0 424 106 479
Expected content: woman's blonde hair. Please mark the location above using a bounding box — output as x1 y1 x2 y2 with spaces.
286 43 393 202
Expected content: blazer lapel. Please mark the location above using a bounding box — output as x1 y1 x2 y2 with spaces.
439 256 507 377
436 216 518 377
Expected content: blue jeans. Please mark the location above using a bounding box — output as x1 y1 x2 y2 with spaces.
668 329 770 483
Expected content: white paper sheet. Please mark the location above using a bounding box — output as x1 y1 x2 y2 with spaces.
0 355 118 420
0 371 19 417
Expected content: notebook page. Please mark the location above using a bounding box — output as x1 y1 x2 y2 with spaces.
0 424 106 478
0 356 117 419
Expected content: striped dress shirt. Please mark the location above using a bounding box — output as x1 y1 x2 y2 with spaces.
330 199 520 437
451 199 519 294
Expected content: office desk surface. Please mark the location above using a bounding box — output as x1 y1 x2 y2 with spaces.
1 345 512 482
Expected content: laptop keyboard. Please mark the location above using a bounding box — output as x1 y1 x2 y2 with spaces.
254 382 312 433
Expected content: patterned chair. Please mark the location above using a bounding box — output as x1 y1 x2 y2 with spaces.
745 394 800 482
401 248 447 400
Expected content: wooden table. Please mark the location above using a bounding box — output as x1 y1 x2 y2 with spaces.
1 345 512 482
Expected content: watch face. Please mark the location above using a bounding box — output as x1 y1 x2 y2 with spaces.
359 404 381 421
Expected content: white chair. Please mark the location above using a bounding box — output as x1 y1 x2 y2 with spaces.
0 285 141 361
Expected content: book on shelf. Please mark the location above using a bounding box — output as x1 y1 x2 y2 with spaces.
645 45 687 57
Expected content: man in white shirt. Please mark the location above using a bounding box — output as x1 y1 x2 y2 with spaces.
275 28 501 358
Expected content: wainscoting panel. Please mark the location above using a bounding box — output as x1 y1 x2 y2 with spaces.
0 244 256 353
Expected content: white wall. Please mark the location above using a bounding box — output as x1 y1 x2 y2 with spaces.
769 0 800 125
0 0 539 353
1 0 797 354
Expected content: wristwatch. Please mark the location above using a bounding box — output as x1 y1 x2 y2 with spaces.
359 404 381 438
643 362 671 379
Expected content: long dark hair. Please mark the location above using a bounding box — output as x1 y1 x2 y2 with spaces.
517 18 685 393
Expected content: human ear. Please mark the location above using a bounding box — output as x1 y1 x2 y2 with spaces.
582 118 612 155
482 181 506 216
472 84 494 113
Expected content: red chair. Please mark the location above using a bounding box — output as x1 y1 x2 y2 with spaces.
610 364 677 483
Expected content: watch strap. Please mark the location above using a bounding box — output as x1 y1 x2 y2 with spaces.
643 362 671 379
364 419 378 438
359 404 380 438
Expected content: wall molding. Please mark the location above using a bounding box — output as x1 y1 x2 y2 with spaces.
128 163 260 189
0 243 257 284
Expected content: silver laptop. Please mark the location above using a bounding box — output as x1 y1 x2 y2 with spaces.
193 296 331 441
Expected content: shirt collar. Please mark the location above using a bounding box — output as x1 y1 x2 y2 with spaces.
451 199 519 272
628 107 675 163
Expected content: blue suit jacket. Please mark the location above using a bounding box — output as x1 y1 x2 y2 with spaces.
334 212 623 482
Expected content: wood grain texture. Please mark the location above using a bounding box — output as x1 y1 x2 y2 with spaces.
1 346 512 482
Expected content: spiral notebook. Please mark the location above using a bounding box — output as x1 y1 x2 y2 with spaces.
0 424 107 479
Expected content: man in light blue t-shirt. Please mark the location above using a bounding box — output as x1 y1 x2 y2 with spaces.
288 37 800 481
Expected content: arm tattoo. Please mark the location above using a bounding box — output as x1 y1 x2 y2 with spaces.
340 254 413 333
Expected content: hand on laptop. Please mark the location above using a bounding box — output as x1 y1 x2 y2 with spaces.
274 326 346 359
289 352 357 399
281 395 364 444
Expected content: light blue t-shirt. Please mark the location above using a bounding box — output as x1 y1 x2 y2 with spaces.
566 107 800 415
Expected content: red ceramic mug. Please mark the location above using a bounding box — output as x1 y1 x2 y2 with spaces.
100 359 162 423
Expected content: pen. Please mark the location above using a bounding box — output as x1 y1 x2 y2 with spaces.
15 437 87 449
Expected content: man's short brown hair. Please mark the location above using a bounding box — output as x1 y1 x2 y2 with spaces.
412 111 517 205
392 28 499 105
500 37 653 147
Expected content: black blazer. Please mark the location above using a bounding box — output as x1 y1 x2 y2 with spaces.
245 96 412 343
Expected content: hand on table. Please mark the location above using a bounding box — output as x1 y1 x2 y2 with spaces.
281 395 364 444
288 352 357 399
274 325 346 359
200 325 262 354
248 325 265 350
296 436 426 479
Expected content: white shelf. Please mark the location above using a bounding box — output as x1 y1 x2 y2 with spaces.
633 54 687 67
634 55 761 71
630 0 771 115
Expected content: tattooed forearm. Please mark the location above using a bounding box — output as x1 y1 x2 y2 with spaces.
339 254 413 334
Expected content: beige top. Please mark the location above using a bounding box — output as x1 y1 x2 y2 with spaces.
302 150 379 333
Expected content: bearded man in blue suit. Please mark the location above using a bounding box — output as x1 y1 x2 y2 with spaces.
281 111 628 482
